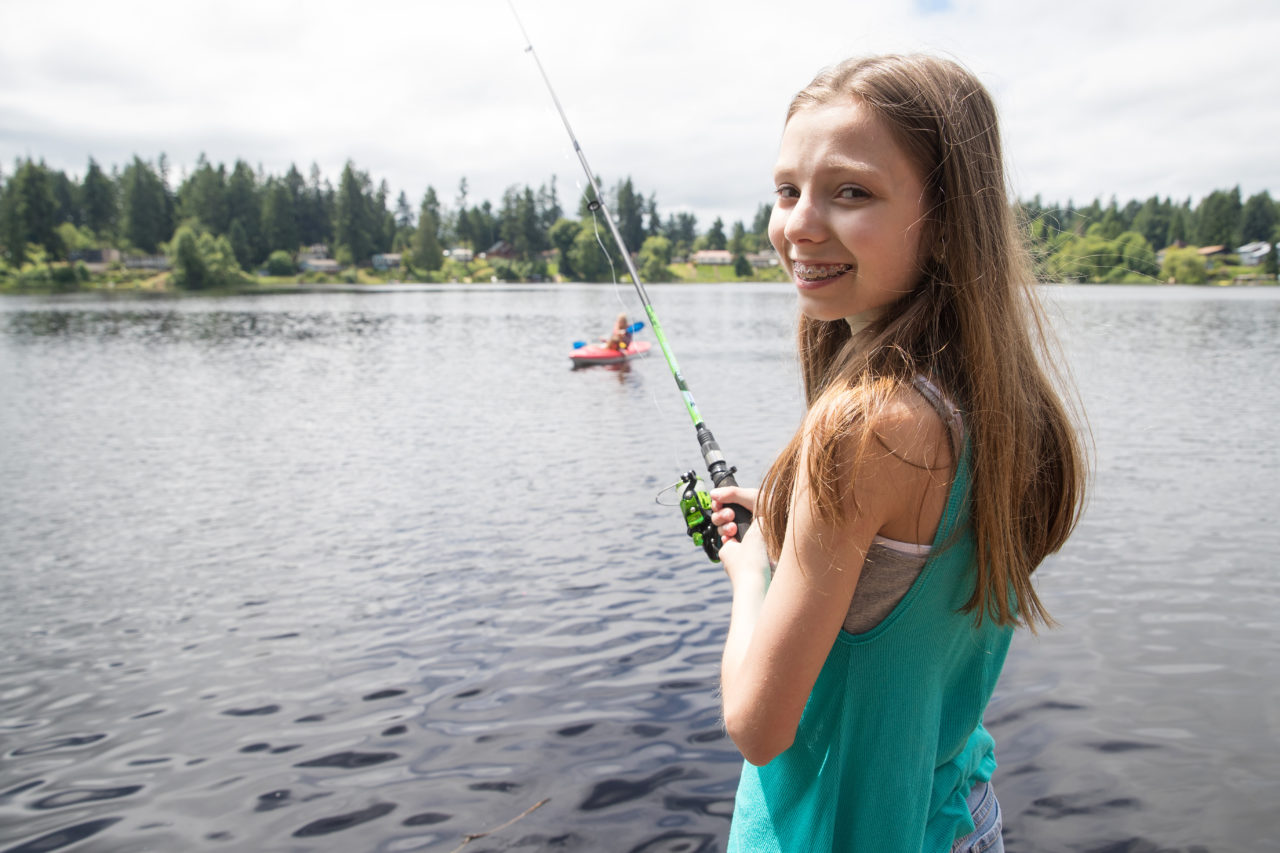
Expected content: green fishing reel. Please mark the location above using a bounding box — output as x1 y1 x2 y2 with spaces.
678 470 723 562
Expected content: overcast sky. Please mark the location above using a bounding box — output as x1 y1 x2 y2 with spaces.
3 0 1277 229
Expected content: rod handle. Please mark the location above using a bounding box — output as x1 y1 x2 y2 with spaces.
697 423 752 542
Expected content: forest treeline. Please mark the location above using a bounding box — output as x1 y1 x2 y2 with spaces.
1 154 1277 290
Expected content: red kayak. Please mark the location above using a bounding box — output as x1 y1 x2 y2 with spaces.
570 340 651 367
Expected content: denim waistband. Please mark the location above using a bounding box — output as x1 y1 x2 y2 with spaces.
965 780 995 828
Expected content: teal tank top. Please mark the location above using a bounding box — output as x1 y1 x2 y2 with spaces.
727 444 1013 852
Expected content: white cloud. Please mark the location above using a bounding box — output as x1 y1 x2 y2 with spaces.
3 0 1278 226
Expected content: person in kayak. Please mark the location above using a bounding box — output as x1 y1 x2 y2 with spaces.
708 54 1087 852
604 313 633 351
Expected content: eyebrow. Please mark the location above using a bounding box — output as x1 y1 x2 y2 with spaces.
773 156 883 182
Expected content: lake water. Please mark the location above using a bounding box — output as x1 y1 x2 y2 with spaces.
1 283 1277 852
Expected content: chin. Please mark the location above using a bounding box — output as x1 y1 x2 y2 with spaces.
795 295 850 324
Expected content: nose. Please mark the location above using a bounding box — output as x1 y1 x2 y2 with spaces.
781 192 827 245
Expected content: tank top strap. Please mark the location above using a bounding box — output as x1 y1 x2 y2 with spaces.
911 374 964 459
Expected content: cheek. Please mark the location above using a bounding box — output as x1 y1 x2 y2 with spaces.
768 205 789 255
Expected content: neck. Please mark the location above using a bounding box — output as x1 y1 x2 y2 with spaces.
845 308 882 345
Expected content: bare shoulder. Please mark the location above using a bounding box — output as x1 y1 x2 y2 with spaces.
865 383 954 473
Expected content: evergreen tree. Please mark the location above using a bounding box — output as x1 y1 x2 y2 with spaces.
471 202 497 252
615 177 645 253
333 161 374 264
373 179 394 253
120 156 170 254
81 158 117 238
1131 196 1171 250
537 177 562 231
454 204 473 250
49 170 76 227
1096 197 1124 239
1240 191 1277 244
1168 201 1192 245
0 160 63 263
646 195 661 239
261 178 299 254
179 155 229 234
226 160 262 262
728 220 747 255
413 191 443 271
666 212 697 254
751 202 771 243
1195 186 1242 247
300 163 333 248
395 191 415 230
706 217 727 250
228 218 252 268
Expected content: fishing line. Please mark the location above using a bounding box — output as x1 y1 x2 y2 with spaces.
508 0 751 557
580 184 687 478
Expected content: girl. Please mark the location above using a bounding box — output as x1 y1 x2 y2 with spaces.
605 313 633 351
710 55 1086 851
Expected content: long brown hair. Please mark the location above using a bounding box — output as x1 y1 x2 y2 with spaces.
758 55 1087 629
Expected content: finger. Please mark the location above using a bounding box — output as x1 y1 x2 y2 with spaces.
710 486 746 506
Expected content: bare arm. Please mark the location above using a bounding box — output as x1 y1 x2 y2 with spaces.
711 397 952 765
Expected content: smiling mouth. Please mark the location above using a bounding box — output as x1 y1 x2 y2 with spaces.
793 262 853 282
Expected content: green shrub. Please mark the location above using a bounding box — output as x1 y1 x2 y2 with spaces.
266 251 295 277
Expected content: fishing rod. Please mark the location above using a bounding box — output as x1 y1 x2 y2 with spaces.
507 0 750 560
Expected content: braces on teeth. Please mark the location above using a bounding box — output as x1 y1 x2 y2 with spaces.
794 263 853 280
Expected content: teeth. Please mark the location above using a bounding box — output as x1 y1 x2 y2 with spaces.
793 262 852 281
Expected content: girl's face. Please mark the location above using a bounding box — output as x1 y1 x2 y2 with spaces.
769 99 930 323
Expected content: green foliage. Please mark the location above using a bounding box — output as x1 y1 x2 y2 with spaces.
228 218 252 268
120 156 171 254
81 158 117 237
57 222 97 254
1240 191 1277 243
266 250 295 276
490 257 547 282
178 155 229 233
5 145 1271 293
706 217 727 251
334 161 377 265
548 218 582 280
639 234 673 282
226 160 262 263
499 184 546 261
0 242 91 292
1159 246 1208 284
171 226 207 290
614 177 645 252
169 223 244 290
261 177 299 254
1 160 64 263
1043 230 1158 283
1195 186 1242 247
413 206 444 271
570 216 621 282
